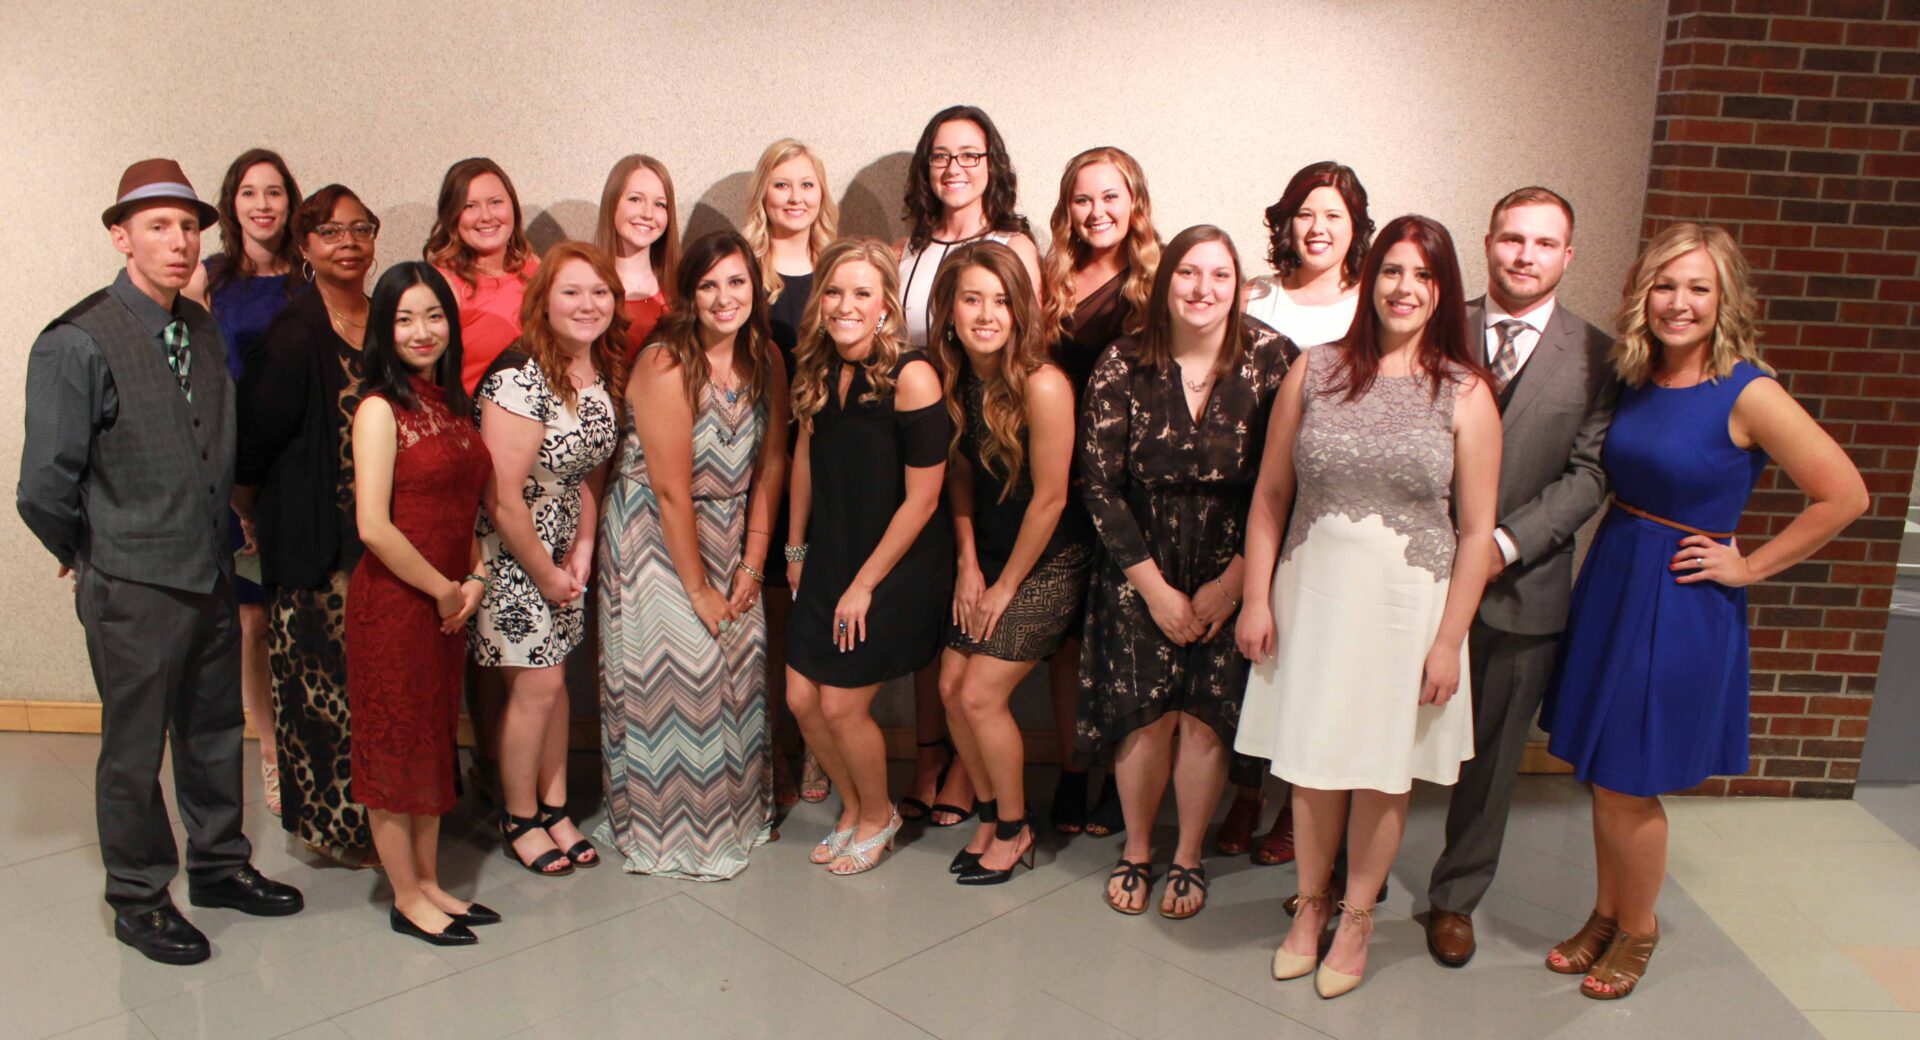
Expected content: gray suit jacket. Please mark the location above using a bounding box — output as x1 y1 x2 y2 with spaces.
1473 296 1618 635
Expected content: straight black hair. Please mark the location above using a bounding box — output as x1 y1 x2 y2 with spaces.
360 262 468 414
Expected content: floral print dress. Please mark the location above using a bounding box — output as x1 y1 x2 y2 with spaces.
470 355 619 667
1075 325 1293 755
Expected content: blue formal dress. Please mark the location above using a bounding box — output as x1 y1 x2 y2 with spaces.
208 266 298 605
1540 362 1771 796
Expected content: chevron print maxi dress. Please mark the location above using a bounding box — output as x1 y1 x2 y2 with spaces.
594 381 773 880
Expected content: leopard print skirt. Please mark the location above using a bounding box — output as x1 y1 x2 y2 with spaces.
267 571 370 853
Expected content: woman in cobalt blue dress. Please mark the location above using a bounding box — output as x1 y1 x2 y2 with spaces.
1538 223 1866 1001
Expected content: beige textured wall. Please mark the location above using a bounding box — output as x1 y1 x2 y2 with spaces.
0 0 1663 702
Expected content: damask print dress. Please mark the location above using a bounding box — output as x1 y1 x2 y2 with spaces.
1075 327 1293 756
1235 346 1476 793
595 380 772 880
470 355 620 667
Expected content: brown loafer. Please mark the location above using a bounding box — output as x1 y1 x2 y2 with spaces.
1427 910 1476 968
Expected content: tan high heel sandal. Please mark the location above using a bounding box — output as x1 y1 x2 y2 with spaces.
1581 922 1660 1000
1273 891 1331 980
1315 900 1374 1000
1547 910 1619 974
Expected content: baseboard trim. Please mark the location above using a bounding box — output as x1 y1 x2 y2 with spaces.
1 698 1577 773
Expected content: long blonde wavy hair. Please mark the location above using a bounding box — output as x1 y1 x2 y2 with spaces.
1611 222 1771 387
741 139 840 303
791 238 907 431
1040 147 1161 345
929 242 1047 498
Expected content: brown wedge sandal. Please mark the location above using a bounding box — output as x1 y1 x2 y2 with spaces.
1580 923 1660 1000
1546 911 1619 974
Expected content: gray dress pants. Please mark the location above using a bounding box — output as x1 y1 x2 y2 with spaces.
76 564 252 912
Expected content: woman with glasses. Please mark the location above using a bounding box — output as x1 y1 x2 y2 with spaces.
237 185 382 865
888 104 1040 827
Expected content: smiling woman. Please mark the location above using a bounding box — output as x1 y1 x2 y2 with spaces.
425 158 539 391
595 154 680 362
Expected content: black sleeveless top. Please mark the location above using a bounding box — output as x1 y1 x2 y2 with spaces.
959 371 1093 583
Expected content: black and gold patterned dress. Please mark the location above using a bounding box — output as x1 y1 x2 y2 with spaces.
238 287 369 855
945 371 1094 661
1075 324 1294 756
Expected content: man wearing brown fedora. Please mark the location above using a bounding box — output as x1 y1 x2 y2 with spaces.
17 158 303 965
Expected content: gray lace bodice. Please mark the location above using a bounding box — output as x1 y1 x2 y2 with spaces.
1282 346 1460 581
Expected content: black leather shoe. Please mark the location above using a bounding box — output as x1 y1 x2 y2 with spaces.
390 906 477 946
188 865 304 917
114 905 210 965
453 902 502 927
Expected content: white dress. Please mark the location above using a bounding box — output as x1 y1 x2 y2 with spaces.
1235 347 1474 793
1243 277 1359 350
898 231 1013 348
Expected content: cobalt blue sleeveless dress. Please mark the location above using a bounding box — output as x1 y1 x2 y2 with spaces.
208 265 298 605
1540 361 1771 797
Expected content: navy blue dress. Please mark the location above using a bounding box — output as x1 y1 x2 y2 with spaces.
208 264 298 604
1540 362 1771 796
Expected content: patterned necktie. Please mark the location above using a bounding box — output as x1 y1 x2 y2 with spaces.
1489 319 1527 391
164 319 193 402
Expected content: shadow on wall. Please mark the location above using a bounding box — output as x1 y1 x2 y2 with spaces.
839 151 911 246
686 169 753 243
372 203 437 272
526 200 599 254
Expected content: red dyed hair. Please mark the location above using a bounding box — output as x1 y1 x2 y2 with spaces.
1326 214 1488 402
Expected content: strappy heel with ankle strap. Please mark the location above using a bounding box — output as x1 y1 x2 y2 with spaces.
950 799 994 874
1273 891 1331 980
957 802 1035 886
1315 900 1374 1000
829 810 903 876
538 801 598 867
499 812 573 877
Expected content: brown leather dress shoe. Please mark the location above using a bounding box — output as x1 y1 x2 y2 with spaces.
1427 910 1476 967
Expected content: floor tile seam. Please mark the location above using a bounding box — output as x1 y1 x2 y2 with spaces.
129 981 331 1038
2 836 101 869
37 1006 135 1040
1048 946 1340 1040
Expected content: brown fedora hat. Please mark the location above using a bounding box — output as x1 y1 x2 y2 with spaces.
101 158 220 229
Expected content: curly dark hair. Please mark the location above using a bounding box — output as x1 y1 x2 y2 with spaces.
1262 161 1373 287
903 105 1030 253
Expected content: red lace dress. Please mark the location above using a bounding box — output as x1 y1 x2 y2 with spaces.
346 378 492 814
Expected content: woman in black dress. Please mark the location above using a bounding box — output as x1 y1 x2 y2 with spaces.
743 138 841 807
1038 146 1162 836
786 238 951 876
1079 226 1295 919
932 243 1090 885
236 184 381 864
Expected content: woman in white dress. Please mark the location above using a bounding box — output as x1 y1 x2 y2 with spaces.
1220 161 1376 864
1234 215 1501 998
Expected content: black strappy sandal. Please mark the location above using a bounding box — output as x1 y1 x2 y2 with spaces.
957 807 1036 886
1106 859 1153 915
499 812 573 877
900 738 949 821
1159 863 1209 920
538 802 599 868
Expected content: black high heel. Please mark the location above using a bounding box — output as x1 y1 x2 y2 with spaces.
1084 775 1124 837
390 906 477 946
538 801 599 868
1050 769 1089 835
949 799 994 874
499 812 573 876
957 804 1036 886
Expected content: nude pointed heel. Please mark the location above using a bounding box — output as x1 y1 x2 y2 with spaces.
1315 900 1374 1000
1273 891 1330 981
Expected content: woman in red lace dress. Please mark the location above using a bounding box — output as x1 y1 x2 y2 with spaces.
347 262 497 946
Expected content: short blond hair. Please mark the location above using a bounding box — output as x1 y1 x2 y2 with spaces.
1611 222 1771 387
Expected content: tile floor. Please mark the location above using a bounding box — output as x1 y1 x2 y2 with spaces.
2 730 1916 1039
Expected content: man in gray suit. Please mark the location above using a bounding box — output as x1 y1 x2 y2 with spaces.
18 159 302 965
1425 187 1617 967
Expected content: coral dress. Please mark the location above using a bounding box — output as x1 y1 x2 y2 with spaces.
345 378 492 814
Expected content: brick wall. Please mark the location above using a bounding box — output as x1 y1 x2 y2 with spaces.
1646 0 1919 797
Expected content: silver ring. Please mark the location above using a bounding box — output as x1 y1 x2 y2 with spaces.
1695 555 1704 564
837 619 847 631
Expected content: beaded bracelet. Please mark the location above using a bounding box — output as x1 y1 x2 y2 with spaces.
783 543 809 563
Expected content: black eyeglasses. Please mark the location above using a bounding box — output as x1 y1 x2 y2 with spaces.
928 151 987 169
312 221 378 244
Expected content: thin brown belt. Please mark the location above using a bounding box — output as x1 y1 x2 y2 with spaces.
1609 497 1734 540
